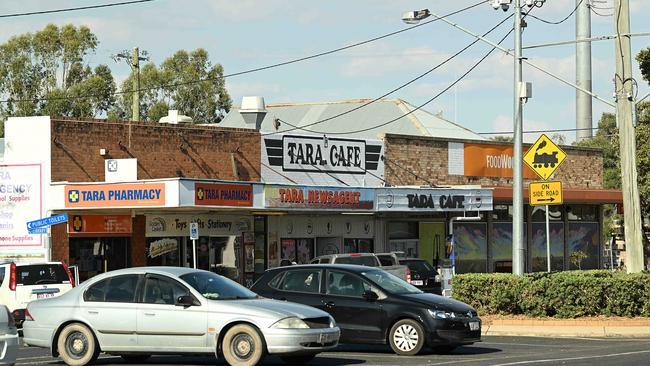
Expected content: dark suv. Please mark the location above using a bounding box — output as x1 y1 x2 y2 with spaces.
398 259 442 295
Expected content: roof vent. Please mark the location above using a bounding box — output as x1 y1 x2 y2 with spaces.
159 110 193 124
240 96 267 130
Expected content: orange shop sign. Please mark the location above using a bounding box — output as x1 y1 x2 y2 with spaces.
68 214 132 234
463 143 537 179
195 183 253 207
65 183 165 208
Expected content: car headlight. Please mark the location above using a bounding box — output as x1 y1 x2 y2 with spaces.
329 316 337 328
270 317 310 329
428 309 456 319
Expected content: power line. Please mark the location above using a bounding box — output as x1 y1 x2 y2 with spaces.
263 13 514 136
480 126 603 135
525 0 583 25
293 26 515 136
0 0 155 18
0 0 489 105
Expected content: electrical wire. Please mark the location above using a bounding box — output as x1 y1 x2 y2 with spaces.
262 13 514 136
480 126 603 135
292 27 515 136
525 0 583 25
0 0 489 105
0 0 155 18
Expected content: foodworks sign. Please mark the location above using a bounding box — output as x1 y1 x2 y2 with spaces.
262 134 384 186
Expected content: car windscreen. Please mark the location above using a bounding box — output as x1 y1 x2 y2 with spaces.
180 271 257 300
361 270 422 295
16 264 69 285
401 260 435 273
335 256 378 266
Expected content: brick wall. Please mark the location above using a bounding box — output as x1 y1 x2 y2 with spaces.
384 135 603 189
51 223 69 264
50 118 261 182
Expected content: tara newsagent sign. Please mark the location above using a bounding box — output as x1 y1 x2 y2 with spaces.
264 185 374 211
262 134 385 187
376 188 493 212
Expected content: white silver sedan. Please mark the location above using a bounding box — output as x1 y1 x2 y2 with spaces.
22 267 339 366
0 305 19 366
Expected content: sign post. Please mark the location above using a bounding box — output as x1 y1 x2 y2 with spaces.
529 181 563 272
190 222 199 269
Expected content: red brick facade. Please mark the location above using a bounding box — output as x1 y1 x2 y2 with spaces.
383 134 603 189
50 118 261 267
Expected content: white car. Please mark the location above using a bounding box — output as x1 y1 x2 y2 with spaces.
0 261 75 328
23 267 340 366
0 305 19 366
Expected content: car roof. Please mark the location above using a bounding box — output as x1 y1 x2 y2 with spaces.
268 264 383 273
91 266 202 277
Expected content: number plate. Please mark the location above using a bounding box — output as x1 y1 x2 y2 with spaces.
37 293 54 299
318 332 334 344
411 280 424 286
469 322 480 331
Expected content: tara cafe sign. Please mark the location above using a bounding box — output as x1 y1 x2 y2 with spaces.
376 188 493 212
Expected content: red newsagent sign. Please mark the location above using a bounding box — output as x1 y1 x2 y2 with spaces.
194 183 253 207
264 185 374 210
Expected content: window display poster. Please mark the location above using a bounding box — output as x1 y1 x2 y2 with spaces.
0 164 42 248
245 244 255 273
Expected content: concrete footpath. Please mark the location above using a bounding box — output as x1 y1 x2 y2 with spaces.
481 317 650 337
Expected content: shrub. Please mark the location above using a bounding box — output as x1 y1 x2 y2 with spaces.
453 270 650 318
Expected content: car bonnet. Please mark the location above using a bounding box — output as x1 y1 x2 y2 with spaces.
399 293 476 313
213 298 329 320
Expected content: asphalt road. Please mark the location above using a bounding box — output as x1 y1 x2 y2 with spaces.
14 336 650 366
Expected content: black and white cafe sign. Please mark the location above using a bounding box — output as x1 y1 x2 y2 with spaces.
376 188 493 212
262 134 385 187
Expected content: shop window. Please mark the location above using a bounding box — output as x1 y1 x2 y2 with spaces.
70 237 130 282
530 223 564 272
566 205 598 221
568 222 600 270
490 223 517 273
492 205 513 221
453 222 487 273
147 237 181 267
343 239 373 253
281 238 315 265
278 269 321 294
388 222 418 240
531 205 563 221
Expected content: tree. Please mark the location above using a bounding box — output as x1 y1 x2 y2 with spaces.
490 135 513 142
112 48 232 123
574 112 620 189
0 24 115 122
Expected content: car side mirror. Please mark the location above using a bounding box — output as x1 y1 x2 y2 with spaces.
176 295 199 307
363 290 379 302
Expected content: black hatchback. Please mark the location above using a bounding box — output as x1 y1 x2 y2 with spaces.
398 258 442 295
251 264 481 355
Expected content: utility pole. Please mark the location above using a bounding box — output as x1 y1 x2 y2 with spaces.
614 0 644 273
576 0 593 141
113 47 149 121
512 0 525 276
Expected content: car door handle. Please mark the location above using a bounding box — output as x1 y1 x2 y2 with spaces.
279 297 287 301
324 301 335 309
144 312 155 316
87 310 99 315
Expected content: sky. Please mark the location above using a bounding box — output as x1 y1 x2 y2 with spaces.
1 0 649 143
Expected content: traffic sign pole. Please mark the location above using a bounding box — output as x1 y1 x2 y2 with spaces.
192 239 197 269
546 205 551 273
189 222 199 269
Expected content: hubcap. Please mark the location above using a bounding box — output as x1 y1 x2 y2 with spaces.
393 324 419 352
65 331 89 359
231 333 255 360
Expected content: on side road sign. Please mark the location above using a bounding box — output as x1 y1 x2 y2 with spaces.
529 181 563 206
523 134 567 180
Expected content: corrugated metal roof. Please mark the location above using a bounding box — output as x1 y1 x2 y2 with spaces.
218 98 487 141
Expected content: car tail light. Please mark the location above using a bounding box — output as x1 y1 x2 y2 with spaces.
6 308 15 327
349 253 362 257
24 308 34 322
63 263 75 287
9 262 16 291
406 267 412 284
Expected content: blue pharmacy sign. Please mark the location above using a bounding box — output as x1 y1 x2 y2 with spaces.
26 213 69 230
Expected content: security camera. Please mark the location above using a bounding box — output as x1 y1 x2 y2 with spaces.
492 0 511 11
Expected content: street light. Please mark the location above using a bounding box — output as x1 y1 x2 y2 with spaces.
402 1 547 275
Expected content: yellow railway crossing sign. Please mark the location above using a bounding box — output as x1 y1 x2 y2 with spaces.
529 181 563 206
523 134 567 180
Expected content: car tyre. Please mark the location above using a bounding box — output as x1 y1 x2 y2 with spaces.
280 354 316 364
389 319 425 356
222 324 265 366
57 323 98 366
120 354 151 363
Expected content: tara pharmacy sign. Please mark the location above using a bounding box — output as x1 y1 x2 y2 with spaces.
261 134 385 187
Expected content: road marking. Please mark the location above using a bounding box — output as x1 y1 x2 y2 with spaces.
481 341 593 348
15 356 53 361
489 349 650 366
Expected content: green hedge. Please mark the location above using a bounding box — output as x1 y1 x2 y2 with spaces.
453 271 650 318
